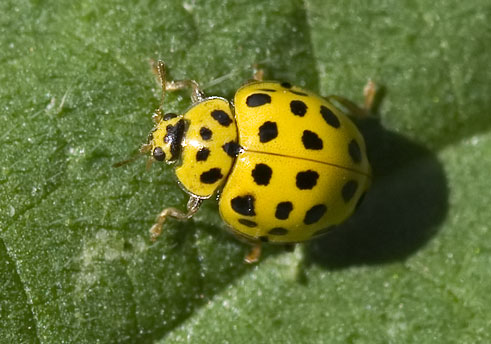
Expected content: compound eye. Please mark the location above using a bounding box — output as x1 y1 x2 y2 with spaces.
163 112 178 121
153 147 166 161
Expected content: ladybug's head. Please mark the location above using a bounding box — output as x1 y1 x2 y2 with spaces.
148 112 185 164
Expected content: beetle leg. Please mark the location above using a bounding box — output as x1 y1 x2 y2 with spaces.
244 242 262 264
149 195 203 242
326 80 378 118
152 60 205 104
252 64 264 81
165 79 205 103
152 108 163 123
363 79 376 112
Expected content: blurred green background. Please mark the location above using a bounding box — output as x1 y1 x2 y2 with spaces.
1 0 490 343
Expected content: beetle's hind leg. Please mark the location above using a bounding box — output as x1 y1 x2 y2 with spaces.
327 80 378 118
244 242 262 264
362 80 376 112
150 195 203 242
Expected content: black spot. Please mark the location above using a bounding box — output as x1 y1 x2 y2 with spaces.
246 93 271 107
355 192 367 210
200 168 223 184
196 147 210 161
163 112 178 121
259 88 277 92
259 236 269 242
275 202 293 220
231 195 256 216
342 180 358 202
289 90 308 96
281 82 292 88
251 163 273 186
258 121 278 143
290 100 308 117
304 204 327 225
302 130 323 150
165 125 173 137
348 139 362 164
268 227 288 236
163 119 185 160
153 147 165 161
320 105 340 128
239 219 257 227
211 109 233 127
222 141 241 157
296 170 319 190
200 127 212 141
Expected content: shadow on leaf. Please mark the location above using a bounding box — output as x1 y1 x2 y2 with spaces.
306 115 449 269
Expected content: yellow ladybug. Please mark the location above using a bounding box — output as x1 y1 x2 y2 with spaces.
137 61 372 263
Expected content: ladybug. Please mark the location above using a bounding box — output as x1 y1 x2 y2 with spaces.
137 61 372 263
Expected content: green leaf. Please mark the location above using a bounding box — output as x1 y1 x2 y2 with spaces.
1 0 489 343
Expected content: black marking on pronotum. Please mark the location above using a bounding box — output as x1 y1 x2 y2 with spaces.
258 121 278 143
211 109 233 127
200 127 212 140
222 141 241 158
196 147 210 161
163 119 185 161
200 168 223 184
281 82 292 88
231 195 256 216
246 93 271 107
163 112 178 121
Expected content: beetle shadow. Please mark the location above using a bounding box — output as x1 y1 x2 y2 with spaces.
305 99 449 269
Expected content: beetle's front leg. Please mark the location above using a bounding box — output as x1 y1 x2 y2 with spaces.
151 60 205 104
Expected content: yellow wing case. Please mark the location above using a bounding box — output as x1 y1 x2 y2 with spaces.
234 81 370 176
